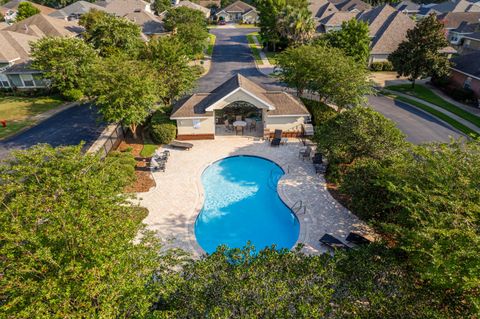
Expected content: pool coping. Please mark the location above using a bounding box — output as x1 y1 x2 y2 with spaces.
186 153 309 256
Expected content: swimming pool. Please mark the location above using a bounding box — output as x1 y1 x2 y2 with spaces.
195 155 300 254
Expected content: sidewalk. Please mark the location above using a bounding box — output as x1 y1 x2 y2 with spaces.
425 83 480 116
383 89 480 134
251 35 275 76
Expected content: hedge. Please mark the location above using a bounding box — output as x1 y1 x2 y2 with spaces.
300 98 337 126
370 61 394 72
148 107 176 144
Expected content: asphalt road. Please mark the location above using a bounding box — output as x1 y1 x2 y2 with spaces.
368 95 463 144
0 103 104 159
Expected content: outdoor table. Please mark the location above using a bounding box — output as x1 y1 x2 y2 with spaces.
233 120 247 135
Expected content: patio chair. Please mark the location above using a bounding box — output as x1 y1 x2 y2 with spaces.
169 140 193 150
299 146 312 160
224 120 233 132
346 232 372 246
319 234 350 250
149 158 165 172
312 153 323 164
270 129 282 147
314 163 326 174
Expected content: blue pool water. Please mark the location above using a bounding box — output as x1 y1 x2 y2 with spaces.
195 155 300 254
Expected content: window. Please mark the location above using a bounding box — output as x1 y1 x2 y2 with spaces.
464 77 472 90
0 74 10 88
193 119 201 129
20 74 34 87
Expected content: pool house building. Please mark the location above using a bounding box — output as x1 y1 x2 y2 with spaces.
170 74 312 140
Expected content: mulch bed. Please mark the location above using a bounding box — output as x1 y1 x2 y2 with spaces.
117 136 156 193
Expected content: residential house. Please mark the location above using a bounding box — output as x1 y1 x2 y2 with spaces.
418 0 480 17
171 74 311 140
394 0 420 16
358 4 417 63
198 0 221 8
123 10 166 38
216 1 258 23
95 0 153 16
439 12 480 53
48 1 107 20
310 0 370 32
1 0 55 24
168 0 211 18
0 13 82 90
449 51 480 99
334 0 371 13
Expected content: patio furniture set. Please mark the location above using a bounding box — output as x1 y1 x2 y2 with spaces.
149 150 170 172
224 116 259 135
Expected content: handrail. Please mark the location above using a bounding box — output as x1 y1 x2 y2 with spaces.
291 200 306 215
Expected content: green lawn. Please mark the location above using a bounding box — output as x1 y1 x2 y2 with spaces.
382 91 478 138
0 95 64 139
140 137 158 157
386 84 480 128
207 33 216 56
247 32 263 65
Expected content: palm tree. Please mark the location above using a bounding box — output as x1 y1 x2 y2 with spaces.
277 6 315 46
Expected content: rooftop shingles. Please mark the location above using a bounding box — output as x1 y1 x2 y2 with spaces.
3 13 83 37
451 51 480 78
222 0 256 13
171 74 309 118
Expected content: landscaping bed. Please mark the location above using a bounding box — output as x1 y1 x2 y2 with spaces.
0 95 64 140
117 135 157 193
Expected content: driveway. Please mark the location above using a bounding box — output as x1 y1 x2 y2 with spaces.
196 28 281 92
368 95 463 144
0 103 105 159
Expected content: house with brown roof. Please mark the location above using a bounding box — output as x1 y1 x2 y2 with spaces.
216 1 258 24
0 13 83 90
438 12 480 53
1 0 55 24
95 0 153 16
48 0 107 20
170 74 311 140
418 0 480 17
123 10 166 38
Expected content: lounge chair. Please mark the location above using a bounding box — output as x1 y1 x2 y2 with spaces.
346 232 372 245
299 146 312 160
270 129 282 147
319 234 350 250
149 158 166 172
169 140 193 150
314 164 326 174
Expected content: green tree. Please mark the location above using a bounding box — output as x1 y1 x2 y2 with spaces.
141 36 199 106
15 1 40 21
315 106 407 166
30 37 97 98
322 18 371 64
0 144 180 318
91 56 159 138
80 10 143 57
277 5 315 46
388 13 450 88
152 0 171 14
276 45 373 108
163 7 209 57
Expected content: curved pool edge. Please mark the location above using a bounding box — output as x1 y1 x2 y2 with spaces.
185 153 309 257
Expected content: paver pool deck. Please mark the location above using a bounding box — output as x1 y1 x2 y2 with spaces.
136 137 370 258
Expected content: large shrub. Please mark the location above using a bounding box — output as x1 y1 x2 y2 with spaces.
300 98 337 126
315 107 407 166
148 107 176 144
369 61 394 72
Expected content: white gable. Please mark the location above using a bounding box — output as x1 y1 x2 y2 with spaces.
205 88 275 111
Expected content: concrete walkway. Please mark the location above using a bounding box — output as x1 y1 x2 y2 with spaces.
383 89 480 134
251 35 275 76
137 138 371 258
425 84 480 116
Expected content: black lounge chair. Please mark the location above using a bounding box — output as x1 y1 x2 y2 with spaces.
319 234 350 250
346 232 372 245
169 140 193 150
270 129 282 147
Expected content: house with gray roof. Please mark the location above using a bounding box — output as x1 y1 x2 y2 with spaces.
95 0 152 16
216 1 258 23
48 1 106 20
394 0 420 16
123 10 166 37
439 12 480 52
168 0 211 18
418 0 480 17
171 74 311 140
1 0 55 24
449 51 480 99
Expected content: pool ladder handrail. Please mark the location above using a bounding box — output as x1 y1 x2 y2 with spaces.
291 200 306 215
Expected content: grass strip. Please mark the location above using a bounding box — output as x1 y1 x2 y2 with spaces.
386 84 480 128
207 33 216 56
140 137 158 157
382 92 478 138
246 33 263 65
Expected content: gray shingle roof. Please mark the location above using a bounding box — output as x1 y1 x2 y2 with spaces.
48 1 106 19
451 51 480 78
174 0 210 17
95 0 151 16
395 0 420 12
123 10 165 34
335 0 370 12
0 30 38 63
1 0 55 15
438 11 480 30
171 74 309 118
222 0 255 13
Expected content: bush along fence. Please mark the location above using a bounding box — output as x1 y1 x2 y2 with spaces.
86 123 125 158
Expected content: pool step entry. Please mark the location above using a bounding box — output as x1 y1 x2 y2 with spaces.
291 200 306 215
